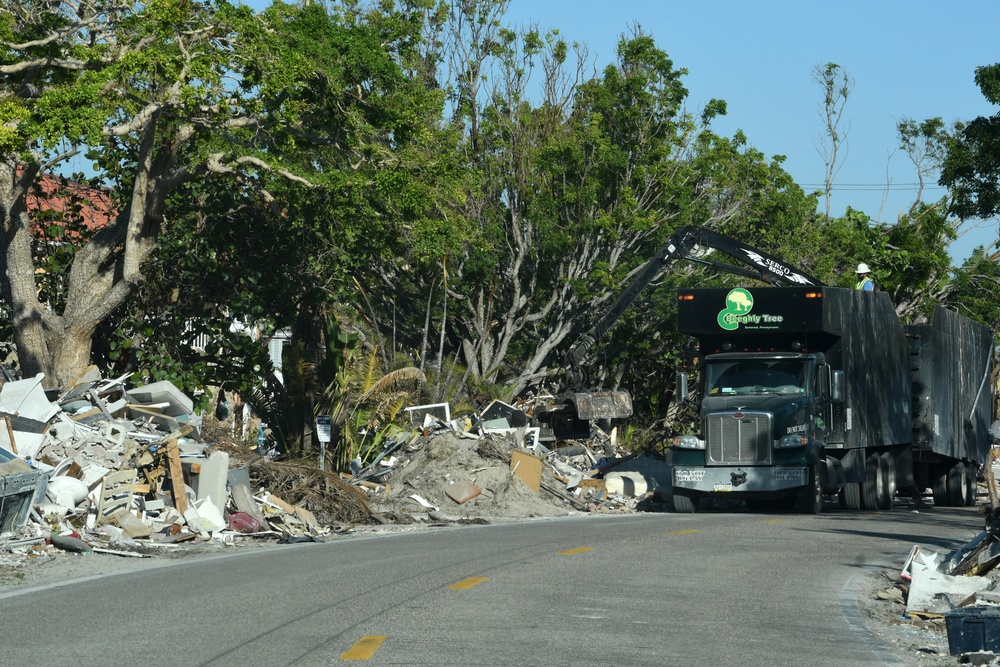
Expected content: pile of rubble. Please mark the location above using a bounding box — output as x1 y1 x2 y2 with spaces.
867 458 1000 663
0 367 372 568
0 381 668 574
352 399 670 524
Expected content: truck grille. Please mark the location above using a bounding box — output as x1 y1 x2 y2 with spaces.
706 412 772 465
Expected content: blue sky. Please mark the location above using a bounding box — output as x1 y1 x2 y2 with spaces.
238 0 999 264
500 0 999 264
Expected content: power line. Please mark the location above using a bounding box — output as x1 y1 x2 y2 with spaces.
798 183 947 190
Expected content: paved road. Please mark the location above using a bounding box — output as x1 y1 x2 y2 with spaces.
0 502 984 666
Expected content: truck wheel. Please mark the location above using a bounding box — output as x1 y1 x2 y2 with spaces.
795 465 823 514
842 483 863 510
947 460 968 506
672 489 698 513
932 465 949 506
877 452 896 511
862 452 885 511
965 462 978 506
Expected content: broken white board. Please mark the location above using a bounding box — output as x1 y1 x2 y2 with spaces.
905 554 991 615
0 374 59 423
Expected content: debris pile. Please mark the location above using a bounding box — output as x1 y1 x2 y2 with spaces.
0 368 370 568
0 383 669 573
869 456 1000 663
350 399 671 524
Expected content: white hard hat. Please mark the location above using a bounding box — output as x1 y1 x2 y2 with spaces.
855 262 871 274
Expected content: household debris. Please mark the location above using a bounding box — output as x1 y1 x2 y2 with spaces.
0 383 670 576
0 369 375 568
0 384 669 572
357 398 671 523
867 449 1000 662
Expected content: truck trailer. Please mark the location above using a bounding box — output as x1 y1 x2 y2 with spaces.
669 286 995 513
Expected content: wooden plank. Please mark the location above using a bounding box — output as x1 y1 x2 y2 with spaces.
264 493 295 515
4 416 16 454
510 449 543 493
294 506 320 532
108 509 152 539
164 439 188 514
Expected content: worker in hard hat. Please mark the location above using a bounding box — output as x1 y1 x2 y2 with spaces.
855 263 875 291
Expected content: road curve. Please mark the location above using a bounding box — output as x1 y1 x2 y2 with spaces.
0 504 983 666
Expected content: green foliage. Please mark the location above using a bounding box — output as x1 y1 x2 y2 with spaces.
947 249 1000 327
941 64 1000 220
318 344 425 472
251 313 425 470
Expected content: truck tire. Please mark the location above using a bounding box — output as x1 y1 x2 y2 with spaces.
966 462 978 506
795 465 823 514
877 452 896 511
932 465 949 506
842 483 863 510
672 489 698 513
947 460 968 507
862 452 886 511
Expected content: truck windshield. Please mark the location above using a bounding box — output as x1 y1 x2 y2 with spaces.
706 359 807 396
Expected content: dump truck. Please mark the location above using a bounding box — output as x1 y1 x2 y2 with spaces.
668 286 995 513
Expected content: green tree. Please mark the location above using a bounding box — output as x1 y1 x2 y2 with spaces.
0 0 443 390
940 63 1000 223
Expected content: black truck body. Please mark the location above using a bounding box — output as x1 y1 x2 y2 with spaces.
669 285 994 512
905 305 995 505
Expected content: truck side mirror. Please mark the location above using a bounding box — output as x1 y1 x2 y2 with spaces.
831 370 845 402
675 372 689 405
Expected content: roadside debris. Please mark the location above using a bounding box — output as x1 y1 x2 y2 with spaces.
0 368 376 568
0 381 669 575
353 398 671 524
868 449 1000 662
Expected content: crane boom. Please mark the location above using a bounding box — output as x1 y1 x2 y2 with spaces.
564 225 824 380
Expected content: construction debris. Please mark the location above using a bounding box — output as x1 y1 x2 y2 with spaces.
0 379 671 582
867 450 1000 662
0 369 381 565
358 398 671 523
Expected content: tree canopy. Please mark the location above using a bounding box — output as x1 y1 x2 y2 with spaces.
2 0 998 456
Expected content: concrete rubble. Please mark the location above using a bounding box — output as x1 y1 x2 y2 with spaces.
0 382 671 577
356 398 672 525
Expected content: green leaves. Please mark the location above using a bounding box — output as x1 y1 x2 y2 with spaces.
940 64 1000 221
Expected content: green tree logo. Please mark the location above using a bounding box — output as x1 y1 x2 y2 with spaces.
718 288 753 331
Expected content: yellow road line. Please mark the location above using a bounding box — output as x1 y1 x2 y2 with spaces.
762 519 785 523
667 529 700 535
339 635 387 661
557 547 594 555
449 577 489 590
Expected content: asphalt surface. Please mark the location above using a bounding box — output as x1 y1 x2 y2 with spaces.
0 502 984 666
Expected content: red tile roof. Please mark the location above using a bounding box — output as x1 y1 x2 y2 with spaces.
27 172 116 234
